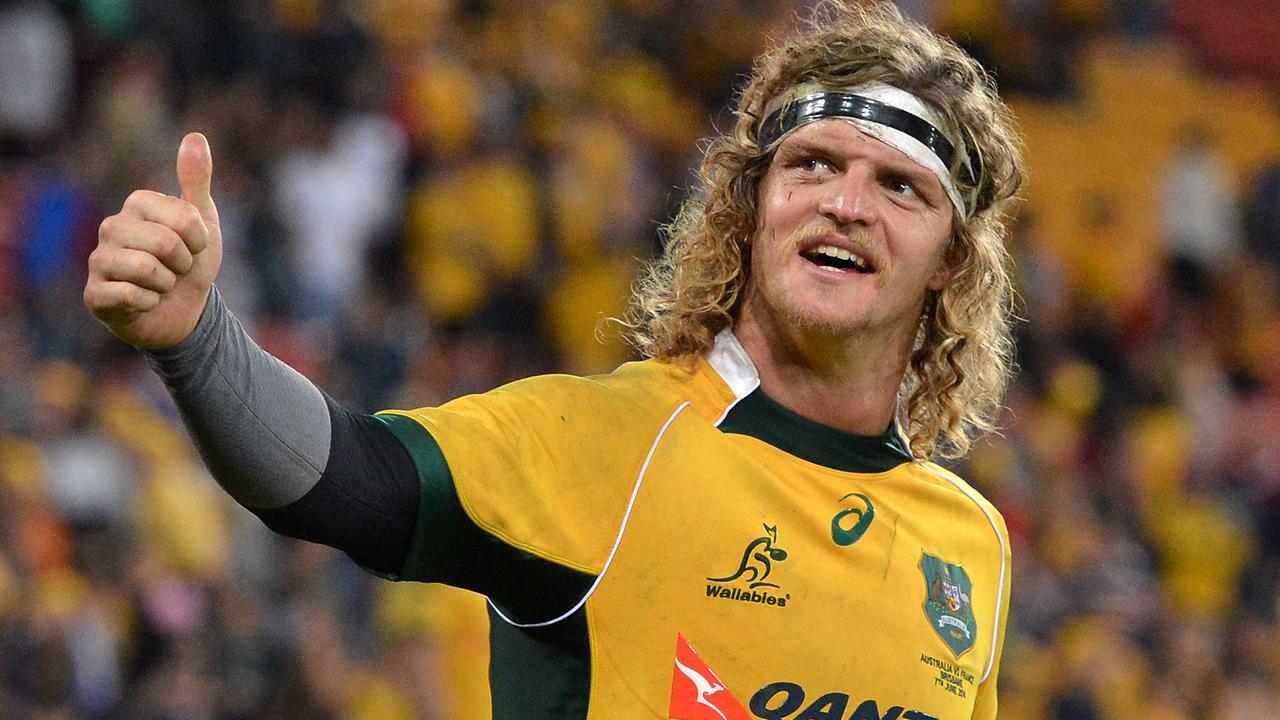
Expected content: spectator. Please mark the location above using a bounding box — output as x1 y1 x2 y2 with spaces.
1159 123 1244 281
0 0 73 143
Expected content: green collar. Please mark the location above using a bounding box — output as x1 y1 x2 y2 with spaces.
718 388 914 473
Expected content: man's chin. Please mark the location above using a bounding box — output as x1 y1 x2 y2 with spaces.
775 300 874 339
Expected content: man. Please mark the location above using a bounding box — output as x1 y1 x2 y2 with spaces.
84 2 1025 718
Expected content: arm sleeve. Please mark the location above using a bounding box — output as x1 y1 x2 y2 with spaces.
253 395 420 575
144 286 330 509
143 286 419 574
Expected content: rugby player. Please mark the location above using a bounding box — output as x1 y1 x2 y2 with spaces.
84 2 1025 717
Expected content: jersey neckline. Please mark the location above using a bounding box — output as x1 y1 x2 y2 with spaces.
706 329 915 473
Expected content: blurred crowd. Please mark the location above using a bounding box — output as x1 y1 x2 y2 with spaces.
3 0 1280 718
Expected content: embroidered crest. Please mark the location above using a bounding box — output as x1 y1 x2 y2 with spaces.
919 552 977 657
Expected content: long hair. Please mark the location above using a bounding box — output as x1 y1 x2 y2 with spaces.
623 0 1026 460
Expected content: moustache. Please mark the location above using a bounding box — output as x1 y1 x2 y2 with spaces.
789 222 879 263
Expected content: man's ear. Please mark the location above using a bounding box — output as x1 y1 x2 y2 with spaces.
926 264 951 292
927 239 962 291
926 245 957 292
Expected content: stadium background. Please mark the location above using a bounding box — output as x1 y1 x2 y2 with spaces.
4 0 1280 717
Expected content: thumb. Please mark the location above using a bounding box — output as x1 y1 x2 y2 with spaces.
176 132 219 226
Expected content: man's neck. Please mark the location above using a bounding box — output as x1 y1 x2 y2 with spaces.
732 304 915 437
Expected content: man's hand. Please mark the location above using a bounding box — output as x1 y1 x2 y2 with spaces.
85 132 224 350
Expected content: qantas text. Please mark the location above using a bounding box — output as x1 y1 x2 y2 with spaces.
750 681 938 720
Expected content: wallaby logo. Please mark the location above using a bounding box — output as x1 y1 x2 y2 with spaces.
708 524 788 589
831 492 875 546
705 524 791 608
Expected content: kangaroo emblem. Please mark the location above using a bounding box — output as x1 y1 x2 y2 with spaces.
707 524 789 589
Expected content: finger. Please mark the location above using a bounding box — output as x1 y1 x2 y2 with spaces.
124 220 195 275
176 132 219 227
85 280 162 319
117 189 169 217
119 191 209 256
100 214 195 275
89 247 179 294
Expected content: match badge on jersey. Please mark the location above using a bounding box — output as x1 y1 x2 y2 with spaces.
919 552 977 657
669 633 751 720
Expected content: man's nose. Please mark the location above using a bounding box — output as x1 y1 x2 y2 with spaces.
816 166 877 227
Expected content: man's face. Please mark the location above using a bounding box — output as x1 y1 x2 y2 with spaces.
743 119 955 341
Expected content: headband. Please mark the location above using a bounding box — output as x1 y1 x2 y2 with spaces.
758 82 978 218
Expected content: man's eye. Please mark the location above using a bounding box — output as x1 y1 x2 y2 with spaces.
885 176 918 196
799 157 833 173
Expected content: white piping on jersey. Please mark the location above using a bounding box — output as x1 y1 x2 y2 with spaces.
707 329 761 427
919 464 1008 685
488 401 692 628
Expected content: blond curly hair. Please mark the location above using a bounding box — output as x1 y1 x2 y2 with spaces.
623 0 1026 460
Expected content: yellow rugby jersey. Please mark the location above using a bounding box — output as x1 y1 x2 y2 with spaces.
375 331 1011 720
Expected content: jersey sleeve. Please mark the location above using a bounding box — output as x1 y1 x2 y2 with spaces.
376 372 677 622
970 529 1013 720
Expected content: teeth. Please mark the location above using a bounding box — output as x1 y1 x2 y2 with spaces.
813 244 869 271
814 244 850 261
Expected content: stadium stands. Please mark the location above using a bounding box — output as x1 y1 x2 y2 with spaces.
3 1 1280 717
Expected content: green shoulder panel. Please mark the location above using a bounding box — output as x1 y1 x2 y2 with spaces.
488 605 591 720
371 413 595 622
373 413 596 718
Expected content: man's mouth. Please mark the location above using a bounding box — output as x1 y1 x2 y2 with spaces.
801 243 875 273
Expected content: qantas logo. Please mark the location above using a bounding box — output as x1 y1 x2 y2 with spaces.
669 635 937 720
669 634 751 720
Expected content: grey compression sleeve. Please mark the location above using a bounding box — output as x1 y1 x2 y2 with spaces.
143 287 330 509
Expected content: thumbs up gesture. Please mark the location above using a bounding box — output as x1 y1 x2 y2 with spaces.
85 133 224 350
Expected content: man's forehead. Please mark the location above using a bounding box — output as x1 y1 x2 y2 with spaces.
777 119 943 183
758 83 972 216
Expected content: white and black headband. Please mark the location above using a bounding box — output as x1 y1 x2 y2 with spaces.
758 82 979 218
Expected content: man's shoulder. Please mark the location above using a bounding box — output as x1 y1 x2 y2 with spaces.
385 357 704 438
480 356 694 408
909 461 1011 549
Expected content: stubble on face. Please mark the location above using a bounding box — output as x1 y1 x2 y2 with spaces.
740 124 955 372
747 218 891 340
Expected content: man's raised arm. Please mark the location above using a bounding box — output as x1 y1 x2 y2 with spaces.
84 133 418 573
